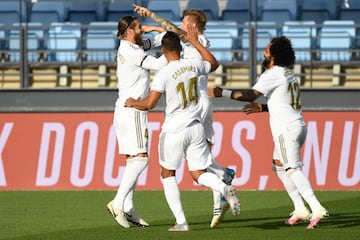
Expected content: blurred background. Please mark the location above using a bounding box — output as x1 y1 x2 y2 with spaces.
0 0 359 111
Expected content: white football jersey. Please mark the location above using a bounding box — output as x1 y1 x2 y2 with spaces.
116 39 167 106
183 34 210 97
252 66 305 138
151 58 212 133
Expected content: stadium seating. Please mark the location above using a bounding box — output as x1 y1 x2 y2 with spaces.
339 0 360 23
282 21 316 62
0 1 21 25
1 0 360 89
0 24 5 61
8 23 44 62
146 0 181 21
340 1 360 48
299 0 338 24
29 1 66 24
85 22 118 62
66 2 102 24
105 1 134 22
47 22 81 62
318 20 355 61
221 0 251 24
261 0 297 24
186 0 219 20
241 21 277 61
205 21 239 62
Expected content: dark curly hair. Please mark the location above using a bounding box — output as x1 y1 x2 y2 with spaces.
269 36 295 67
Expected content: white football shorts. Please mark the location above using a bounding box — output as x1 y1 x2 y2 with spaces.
198 96 215 144
273 124 307 169
113 106 148 156
158 121 212 171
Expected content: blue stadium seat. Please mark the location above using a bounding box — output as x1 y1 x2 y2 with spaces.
221 0 251 24
186 0 219 20
29 1 66 24
205 21 239 62
0 1 20 25
85 22 117 62
105 1 134 22
340 1 360 48
282 21 316 62
241 21 277 61
261 0 297 24
0 24 6 61
8 23 44 62
319 32 352 61
66 2 102 24
147 0 181 21
47 22 81 62
339 0 360 23
319 20 355 61
299 0 337 24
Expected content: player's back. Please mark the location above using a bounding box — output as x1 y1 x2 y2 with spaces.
152 58 205 132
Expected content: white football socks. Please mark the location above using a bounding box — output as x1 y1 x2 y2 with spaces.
197 172 227 195
207 158 227 181
273 164 305 209
113 157 148 210
162 176 187 224
288 169 322 212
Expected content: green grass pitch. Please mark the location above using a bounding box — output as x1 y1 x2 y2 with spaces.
1 190 359 240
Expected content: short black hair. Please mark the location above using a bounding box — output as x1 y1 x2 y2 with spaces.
270 36 295 67
161 31 182 52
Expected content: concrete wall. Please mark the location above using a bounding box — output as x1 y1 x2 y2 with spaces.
0 88 359 112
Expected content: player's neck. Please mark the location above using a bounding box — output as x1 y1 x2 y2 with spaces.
165 52 180 62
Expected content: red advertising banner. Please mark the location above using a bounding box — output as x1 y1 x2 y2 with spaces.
0 112 359 190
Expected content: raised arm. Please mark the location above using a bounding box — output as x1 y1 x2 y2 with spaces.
133 4 187 37
182 24 219 72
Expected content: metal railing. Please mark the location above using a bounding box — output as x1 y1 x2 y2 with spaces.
1 0 360 89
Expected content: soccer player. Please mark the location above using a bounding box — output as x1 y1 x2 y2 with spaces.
124 29 240 231
208 36 329 229
106 15 168 229
133 4 236 228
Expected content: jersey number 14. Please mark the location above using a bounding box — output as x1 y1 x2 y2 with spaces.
176 77 198 109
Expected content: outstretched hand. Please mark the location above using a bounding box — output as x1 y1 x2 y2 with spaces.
207 86 223 98
133 4 152 18
243 102 262 115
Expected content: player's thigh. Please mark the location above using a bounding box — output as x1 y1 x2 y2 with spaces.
158 131 185 170
114 107 148 155
273 126 306 169
185 123 212 171
199 97 215 144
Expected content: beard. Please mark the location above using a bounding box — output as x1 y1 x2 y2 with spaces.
135 34 143 46
262 57 271 69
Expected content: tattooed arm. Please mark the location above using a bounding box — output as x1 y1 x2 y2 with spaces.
133 4 187 36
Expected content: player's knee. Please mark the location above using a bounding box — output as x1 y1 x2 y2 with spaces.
272 159 284 174
161 167 175 179
127 156 149 165
272 163 283 174
285 167 301 177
